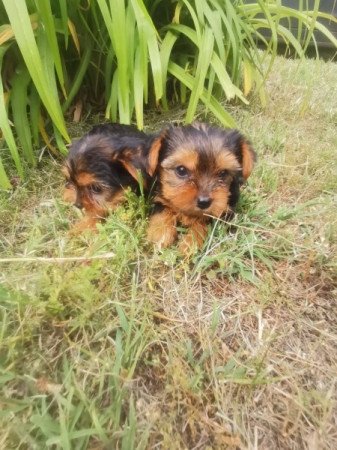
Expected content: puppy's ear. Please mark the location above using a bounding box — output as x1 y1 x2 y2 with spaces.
118 158 140 182
232 132 256 180
147 130 167 176
112 148 144 182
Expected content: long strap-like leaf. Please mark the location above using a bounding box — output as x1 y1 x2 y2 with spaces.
3 0 70 142
0 45 23 182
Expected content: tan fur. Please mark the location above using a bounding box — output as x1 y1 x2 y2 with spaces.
215 151 240 172
69 216 100 235
80 189 125 216
208 186 230 218
160 175 199 215
241 140 255 179
63 186 76 204
178 220 208 254
147 208 178 248
119 147 145 183
64 179 126 234
120 160 139 182
76 172 97 186
159 168 232 219
105 190 126 209
161 148 199 172
62 166 70 178
147 132 166 176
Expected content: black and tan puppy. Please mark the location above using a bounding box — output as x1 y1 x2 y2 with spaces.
63 123 162 233
146 123 256 252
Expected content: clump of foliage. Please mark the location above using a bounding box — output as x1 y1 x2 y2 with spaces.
0 0 336 187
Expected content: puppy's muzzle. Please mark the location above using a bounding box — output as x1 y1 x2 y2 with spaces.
197 196 212 210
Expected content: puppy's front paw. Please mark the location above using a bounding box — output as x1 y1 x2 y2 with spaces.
178 234 199 255
69 217 99 236
178 221 208 255
147 210 177 248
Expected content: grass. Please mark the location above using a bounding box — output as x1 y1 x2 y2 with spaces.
0 56 337 449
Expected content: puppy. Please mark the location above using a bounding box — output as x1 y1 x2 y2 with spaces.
146 123 256 252
63 123 162 233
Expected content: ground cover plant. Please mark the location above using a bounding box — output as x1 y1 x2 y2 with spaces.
1 0 337 186
1 56 336 449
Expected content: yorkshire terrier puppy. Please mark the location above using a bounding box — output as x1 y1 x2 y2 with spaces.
63 123 162 233
146 122 256 252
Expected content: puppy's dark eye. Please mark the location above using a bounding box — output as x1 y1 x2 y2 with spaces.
218 170 228 178
175 166 189 177
89 184 103 194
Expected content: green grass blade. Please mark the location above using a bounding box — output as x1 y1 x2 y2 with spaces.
134 46 144 129
160 30 178 109
117 76 131 124
300 0 319 52
35 0 66 97
168 23 198 43
216 0 243 83
242 3 337 48
131 0 163 102
0 46 24 179
97 0 129 114
58 0 69 48
62 40 93 113
210 53 248 103
0 157 11 189
311 19 337 48
137 24 148 104
194 0 205 26
28 85 41 147
168 61 236 127
107 71 118 121
37 26 62 109
202 1 225 61
186 27 214 123
180 0 201 43
10 66 36 165
53 124 68 155
104 46 115 105
255 0 279 71
2 0 69 142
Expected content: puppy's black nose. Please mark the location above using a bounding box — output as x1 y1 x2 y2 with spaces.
197 196 212 210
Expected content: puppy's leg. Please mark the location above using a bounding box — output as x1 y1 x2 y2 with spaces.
69 207 107 236
178 219 208 254
147 206 178 248
69 215 100 235
69 190 126 236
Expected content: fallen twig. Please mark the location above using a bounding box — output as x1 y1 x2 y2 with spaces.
0 252 115 264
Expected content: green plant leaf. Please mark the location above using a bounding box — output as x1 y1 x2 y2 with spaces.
35 0 66 97
2 0 69 141
0 45 23 179
186 27 214 123
131 0 163 102
10 66 36 166
0 157 11 189
168 61 236 127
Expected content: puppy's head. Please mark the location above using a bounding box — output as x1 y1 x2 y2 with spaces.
149 123 256 218
62 133 137 217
